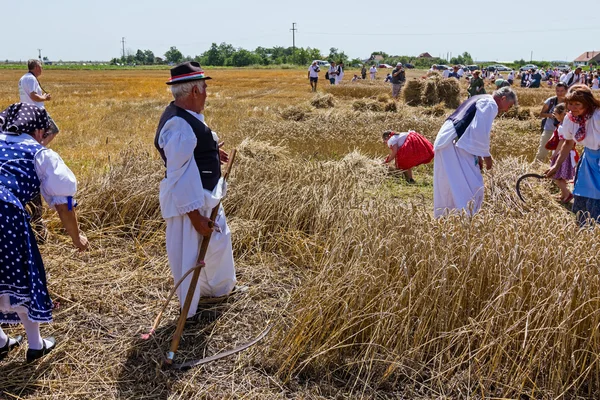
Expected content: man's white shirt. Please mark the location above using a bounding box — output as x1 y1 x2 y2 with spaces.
18 73 44 108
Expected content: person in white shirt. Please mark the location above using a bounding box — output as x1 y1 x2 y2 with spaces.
457 68 465 78
442 68 451 78
336 62 345 85
507 70 515 85
19 59 50 109
154 62 236 321
592 74 599 90
563 67 583 87
369 65 377 80
328 62 338 85
433 87 517 218
307 61 320 92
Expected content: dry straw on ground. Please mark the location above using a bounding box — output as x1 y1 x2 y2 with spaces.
1 68 600 399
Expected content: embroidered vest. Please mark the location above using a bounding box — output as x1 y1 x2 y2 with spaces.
155 103 221 191
446 95 485 141
0 137 43 211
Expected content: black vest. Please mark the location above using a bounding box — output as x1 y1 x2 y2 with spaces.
446 95 485 141
154 102 221 191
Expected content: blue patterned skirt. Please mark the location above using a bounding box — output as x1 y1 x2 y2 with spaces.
0 203 53 324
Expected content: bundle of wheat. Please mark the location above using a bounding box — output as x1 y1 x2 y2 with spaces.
279 105 312 121
403 80 423 106
421 79 439 106
352 99 383 112
438 78 461 108
310 93 335 108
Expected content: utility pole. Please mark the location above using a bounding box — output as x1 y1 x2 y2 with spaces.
37 49 42 62
121 37 126 59
530 50 533 63
290 23 297 55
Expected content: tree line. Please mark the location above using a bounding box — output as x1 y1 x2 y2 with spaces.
110 44 480 68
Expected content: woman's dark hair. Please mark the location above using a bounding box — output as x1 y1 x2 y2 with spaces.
382 130 394 140
565 85 600 114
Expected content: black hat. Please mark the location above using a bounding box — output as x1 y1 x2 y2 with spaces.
166 61 211 85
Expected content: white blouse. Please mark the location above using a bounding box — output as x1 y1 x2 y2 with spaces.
157 110 224 219
559 108 600 150
0 133 77 208
387 132 409 149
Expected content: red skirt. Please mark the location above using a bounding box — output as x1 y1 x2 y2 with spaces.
395 131 435 170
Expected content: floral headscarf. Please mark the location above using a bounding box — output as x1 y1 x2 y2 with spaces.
0 103 50 135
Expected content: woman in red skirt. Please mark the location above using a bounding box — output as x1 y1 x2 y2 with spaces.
382 130 435 183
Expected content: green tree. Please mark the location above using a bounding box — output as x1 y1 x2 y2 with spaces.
135 49 146 65
231 49 262 66
144 50 155 65
164 46 183 64
205 43 224 66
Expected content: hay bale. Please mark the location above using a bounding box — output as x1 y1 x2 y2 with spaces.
438 78 461 109
311 93 335 109
502 107 532 120
403 80 423 106
421 79 439 106
280 105 311 121
352 99 383 112
423 103 447 117
384 101 397 112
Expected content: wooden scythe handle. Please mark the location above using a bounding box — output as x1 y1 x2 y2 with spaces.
164 149 237 366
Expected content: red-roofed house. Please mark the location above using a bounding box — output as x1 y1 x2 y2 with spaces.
418 52 433 59
574 51 600 66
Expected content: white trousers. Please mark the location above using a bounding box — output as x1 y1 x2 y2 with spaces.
165 205 236 318
433 144 484 218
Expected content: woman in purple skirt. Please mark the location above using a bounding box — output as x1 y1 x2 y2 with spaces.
548 103 578 203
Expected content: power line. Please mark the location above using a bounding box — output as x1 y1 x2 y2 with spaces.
302 26 600 37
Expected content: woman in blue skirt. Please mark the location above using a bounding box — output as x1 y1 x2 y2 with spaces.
0 103 88 362
546 85 600 225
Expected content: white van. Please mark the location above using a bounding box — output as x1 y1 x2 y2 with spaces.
312 60 330 67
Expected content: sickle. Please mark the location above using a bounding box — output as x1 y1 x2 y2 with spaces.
515 173 546 202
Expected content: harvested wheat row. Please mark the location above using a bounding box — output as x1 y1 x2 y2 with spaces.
403 80 423 106
421 79 439 106
310 93 334 108
352 99 383 112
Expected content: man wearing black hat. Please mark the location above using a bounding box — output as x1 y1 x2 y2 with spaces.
154 62 236 320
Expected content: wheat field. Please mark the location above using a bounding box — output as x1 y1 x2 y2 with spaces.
1 67 599 399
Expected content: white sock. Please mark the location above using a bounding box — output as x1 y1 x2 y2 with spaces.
17 312 43 350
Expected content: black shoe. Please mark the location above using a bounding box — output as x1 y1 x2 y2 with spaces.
26 337 56 363
0 335 23 361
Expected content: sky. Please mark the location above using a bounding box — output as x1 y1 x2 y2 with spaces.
3 0 599 63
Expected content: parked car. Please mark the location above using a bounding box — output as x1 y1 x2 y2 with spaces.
466 65 479 71
486 64 511 72
554 65 571 71
435 64 451 70
378 64 393 68
312 60 330 68
404 63 414 69
519 64 538 72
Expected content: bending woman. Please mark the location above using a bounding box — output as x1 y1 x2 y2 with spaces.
0 103 88 363
382 130 434 183
546 85 600 225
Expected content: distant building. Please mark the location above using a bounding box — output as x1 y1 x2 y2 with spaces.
418 52 433 59
574 51 600 67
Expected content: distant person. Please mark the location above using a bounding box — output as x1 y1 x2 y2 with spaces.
592 74 599 90
507 70 515 85
327 61 338 85
361 65 367 80
307 61 320 92
433 87 517 218
382 130 434 183
457 66 465 79
545 85 600 225
535 82 567 162
520 70 530 87
564 67 584 87
391 63 406 99
467 70 485 97
442 67 451 78
0 103 88 363
429 65 437 73
529 69 542 88
369 65 377 80
384 73 392 83
351 74 359 82
336 62 345 85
